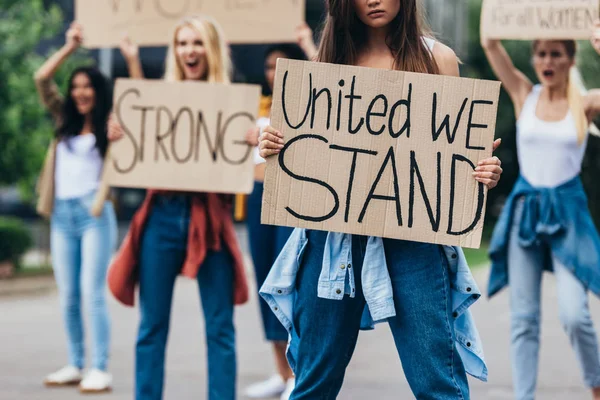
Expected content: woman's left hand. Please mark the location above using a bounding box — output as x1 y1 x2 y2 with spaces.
473 138 503 189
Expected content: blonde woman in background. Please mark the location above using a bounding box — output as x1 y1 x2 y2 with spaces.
107 16 249 400
484 22 600 400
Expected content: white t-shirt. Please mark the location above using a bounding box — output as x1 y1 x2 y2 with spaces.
54 134 103 199
517 85 587 188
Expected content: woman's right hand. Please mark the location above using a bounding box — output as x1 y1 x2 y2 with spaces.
107 113 124 142
258 125 284 158
119 34 139 61
65 22 83 52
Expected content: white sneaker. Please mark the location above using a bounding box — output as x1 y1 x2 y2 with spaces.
280 377 295 400
245 374 286 398
43 365 83 387
79 369 112 393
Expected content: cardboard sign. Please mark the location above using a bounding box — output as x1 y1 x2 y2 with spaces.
105 78 260 194
261 60 501 249
75 0 305 47
481 0 599 40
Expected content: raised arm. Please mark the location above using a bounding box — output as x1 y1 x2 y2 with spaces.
295 22 318 61
481 37 532 116
119 35 144 79
34 22 82 119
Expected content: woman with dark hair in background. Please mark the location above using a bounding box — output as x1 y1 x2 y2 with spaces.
483 22 600 400
257 0 503 398
35 22 117 393
244 30 316 400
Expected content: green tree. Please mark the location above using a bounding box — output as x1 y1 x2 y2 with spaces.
465 0 600 229
0 0 91 201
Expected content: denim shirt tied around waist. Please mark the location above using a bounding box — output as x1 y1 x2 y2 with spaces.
259 229 488 381
488 175 600 299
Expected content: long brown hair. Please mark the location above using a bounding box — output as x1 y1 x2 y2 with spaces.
532 40 586 145
316 0 439 74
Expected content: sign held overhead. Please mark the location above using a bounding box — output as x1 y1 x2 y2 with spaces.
481 0 599 40
261 60 501 249
105 78 260 194
76 0 305 47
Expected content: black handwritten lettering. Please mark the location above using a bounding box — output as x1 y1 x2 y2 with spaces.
170 107 195 163
366 94 388 135
466 100 493 150
219 111 253 164
346 76 364 134
408 151 441 232
131 104 154 163
113 88 142 174
447 154 485 235
329 145 378 223
155 106 173 161
282 70 312 129
358 146 402 226
432 94 468 144
388 83 412 138
279 134 340 222
311 87 332 129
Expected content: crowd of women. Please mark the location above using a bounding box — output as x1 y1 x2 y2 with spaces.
31 0 600 399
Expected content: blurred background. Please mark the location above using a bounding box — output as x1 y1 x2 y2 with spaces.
2 0 600 399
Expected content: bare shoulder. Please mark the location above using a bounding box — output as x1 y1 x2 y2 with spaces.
431 41 459 77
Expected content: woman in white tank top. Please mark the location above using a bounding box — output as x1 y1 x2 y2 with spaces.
483 22 600 400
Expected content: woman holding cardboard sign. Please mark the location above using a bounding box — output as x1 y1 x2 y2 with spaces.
482 22 600 400
107 16 248 400
244 43 312 400
257 0 503 398
34 22 118 393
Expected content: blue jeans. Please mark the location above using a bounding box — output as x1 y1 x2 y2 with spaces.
508 198 600 399
288 230 468 400
135 195 236 400
50 192 117 371
247 181 293 341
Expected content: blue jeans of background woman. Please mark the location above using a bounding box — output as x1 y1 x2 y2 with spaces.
508 198 600 400
247 181 293 341
135 195 236 400
50 191 117 371
289 230 469 400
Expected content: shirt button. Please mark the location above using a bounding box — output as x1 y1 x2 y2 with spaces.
348 264 352 269
274 307 279 311
452 311 458 318
336 289 342 294
277 290 282 294
466 287 472 292
340 264 346 270
451 253 457 259
466 342 471 347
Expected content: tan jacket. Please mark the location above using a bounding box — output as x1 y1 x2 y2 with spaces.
34 76 111 218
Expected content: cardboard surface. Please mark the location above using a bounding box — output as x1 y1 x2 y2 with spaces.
261 60 501 248
105 78 260 194
76 0 305 47
481 0 599 40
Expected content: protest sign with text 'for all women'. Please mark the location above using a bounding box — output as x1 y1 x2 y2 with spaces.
261 60 501 249
481 0 599 40
76 0 304 47
105 79 260 194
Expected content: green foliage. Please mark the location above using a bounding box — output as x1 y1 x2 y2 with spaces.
465 0 600 228
0 0 92 201
0 217 32 266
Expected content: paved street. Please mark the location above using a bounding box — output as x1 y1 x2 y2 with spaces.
1 226 599 399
